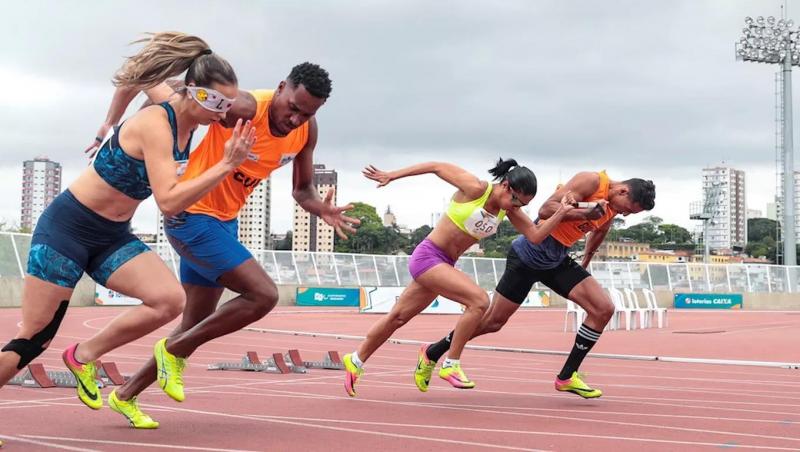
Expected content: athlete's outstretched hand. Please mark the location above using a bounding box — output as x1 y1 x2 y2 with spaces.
319 188 361 239
85 123 113 159
560 191 577 212
362 165 394 187
586 200 608 220
222 119 257 170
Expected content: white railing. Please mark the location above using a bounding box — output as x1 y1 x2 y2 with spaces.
1 231 798 293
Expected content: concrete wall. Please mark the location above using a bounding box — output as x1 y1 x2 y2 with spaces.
1 277 797 311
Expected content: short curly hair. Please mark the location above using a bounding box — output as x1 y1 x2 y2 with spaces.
288 62 332 99
624 178 656 210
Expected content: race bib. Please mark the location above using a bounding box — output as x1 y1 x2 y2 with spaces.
464 209 500 239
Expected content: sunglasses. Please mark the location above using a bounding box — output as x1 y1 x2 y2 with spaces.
510 190 527 207
186 86 236 113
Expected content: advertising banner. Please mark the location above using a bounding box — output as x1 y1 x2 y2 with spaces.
674 293 743 309
95 284 142 306
296 287 362 307
359 287 550 313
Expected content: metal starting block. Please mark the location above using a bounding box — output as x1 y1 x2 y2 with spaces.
282 350 309 373
7 363 78 388
207 350 344 373
96 360 128 385
207 351 290 374
7 361 126 388
300 350 344 370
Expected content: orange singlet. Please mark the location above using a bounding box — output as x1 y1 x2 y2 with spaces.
549 171 617 247
181 89 309 221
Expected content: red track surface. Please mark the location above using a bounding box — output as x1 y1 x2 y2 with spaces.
1 306 798 451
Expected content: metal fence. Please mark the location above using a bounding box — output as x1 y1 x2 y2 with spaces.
1 232 798 292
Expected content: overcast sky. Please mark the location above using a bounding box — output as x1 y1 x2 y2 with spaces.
2 0 796 234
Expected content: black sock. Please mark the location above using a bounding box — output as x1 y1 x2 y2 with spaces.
425 331 454 362
558 324 601 380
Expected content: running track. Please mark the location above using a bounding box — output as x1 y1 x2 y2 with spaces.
0 307 798 451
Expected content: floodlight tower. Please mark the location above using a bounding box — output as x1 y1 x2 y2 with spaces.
736 15 798 265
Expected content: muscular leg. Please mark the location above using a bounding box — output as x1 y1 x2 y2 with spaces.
567 276 614 332
114 283 223 401
356 281 436 362
557 275 614 380
165 258 278 358
0 277 73 386
414 264 489 360
74 252 185 363
425 291 521 362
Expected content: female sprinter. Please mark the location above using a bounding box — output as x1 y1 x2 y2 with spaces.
0 32 255 414
343 159 574 396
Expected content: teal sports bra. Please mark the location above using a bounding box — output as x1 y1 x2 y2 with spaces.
93 102 192 200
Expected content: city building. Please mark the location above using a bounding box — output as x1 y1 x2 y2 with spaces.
238 178 272 251
594 241 651 261
21 156 62 231
701 166 747 251
383 206 397 227
292 164 337 252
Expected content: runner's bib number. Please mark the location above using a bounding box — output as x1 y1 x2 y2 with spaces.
464 209 500 239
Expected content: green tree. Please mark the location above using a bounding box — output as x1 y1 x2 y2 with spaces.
748 218 778 242
619 221 659 243
479 220 517 257
746 218 778 262
405 225 433 254
746 236 776 261
607 217 626 241
334 203 381 253
657 224 693 244
334 202 409 254
612 215 692 246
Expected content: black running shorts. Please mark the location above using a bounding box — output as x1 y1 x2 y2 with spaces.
495 246 591 304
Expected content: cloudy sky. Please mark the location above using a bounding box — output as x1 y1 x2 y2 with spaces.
2 0 796 234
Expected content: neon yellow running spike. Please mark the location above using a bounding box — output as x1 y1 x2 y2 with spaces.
414 345 437 392
438 363 475 389
342 353 363 397
154 338 186 402
555 371 603 399
108 389 159 429
62 346 102 410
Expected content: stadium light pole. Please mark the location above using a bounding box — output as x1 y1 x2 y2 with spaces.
736 15 798 265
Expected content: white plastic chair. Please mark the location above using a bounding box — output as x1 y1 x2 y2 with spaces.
564 300 586 332
608 288 633 331
642 288 668 328
623 288 650 329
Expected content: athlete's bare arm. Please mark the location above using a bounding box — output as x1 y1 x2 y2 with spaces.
292 119 359 239
539 172 606 221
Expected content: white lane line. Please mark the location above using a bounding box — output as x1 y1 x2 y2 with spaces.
0 433 101 451
19 435 261 452
253 414 800 451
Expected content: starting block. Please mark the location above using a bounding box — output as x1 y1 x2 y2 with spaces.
301 350 344 370
208 351 289 374
8 363 57 388
8 361 126 389
282 350 309 374
97 360 128 385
